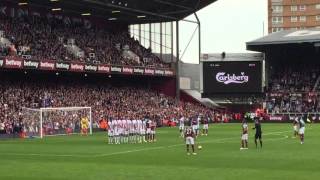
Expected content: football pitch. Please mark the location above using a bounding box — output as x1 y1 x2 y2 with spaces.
0 123 319 180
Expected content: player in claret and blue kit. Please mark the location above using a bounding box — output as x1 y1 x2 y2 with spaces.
292 115 299 138
191 117 198 136
202 115 209 136
185 127 197 155
240 120 249 150
298 116 306 144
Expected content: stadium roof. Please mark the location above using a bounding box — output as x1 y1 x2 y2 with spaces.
11 0 217 24
247 28 320 52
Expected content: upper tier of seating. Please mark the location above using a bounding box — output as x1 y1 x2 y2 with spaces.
0 15 169 68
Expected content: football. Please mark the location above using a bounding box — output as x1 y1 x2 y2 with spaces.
198 145 202 150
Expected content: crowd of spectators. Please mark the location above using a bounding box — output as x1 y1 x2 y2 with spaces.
265 64 320 114
0 80 216 137
0 14 169 68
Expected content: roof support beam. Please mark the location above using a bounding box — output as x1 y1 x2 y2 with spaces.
194 12 201 64
83 0 198 24
84 0 179 21
162 9 191 15
153 0 193 11
63 0 139 17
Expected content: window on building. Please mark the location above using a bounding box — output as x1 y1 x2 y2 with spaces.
272 5 283 13
291 16 298 22
316 15 320 21
291 27 298 30
316 4 320 9
272 27 283 33
291 5 297 11
299 5 306 11
300 16 306 22
272 16 283 24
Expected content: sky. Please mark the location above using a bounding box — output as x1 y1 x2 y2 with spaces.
179 0 268 64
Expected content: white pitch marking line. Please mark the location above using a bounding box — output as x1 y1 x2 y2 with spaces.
0 130 291 158
94 146 165 157
266 135 289 142
0 153 86 157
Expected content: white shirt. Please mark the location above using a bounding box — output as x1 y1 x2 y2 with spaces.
132 120 137 130
242 123 248 134
117 120 122 129
0 122 5 130
137 120 142 130
108 121 112 130
127 120 132 131
142 120 146 130
112 120 118 131
121 120 127 129
179 117 185 125
299 119 305 127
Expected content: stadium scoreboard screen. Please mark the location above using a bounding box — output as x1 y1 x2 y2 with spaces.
201 61 263 96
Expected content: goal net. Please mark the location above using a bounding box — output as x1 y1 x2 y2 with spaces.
22 107 92 138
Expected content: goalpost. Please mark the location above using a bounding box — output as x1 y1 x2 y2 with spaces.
22 107 92 138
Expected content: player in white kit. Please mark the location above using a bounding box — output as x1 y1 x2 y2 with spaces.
124 119 129 143
141 119 147 142
119 119 125 144
131 119 137 143
137 119 142 143
107 120 114 144
179 115 185 137
111 119 119 144
127 119 133 143
115 119 121 144
116 119 122 144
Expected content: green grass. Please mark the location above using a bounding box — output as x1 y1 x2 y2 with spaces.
0 123 319 180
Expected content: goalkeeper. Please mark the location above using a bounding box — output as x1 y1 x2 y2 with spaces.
81 116 89 136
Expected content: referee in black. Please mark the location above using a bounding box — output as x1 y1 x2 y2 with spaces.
252 117 262 148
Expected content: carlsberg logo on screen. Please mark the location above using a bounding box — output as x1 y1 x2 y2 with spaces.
216 72 249 84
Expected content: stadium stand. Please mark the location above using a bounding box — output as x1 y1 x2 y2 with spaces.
0 15 169 68
0 0 220 138
0 76 215 136
265 63 320 113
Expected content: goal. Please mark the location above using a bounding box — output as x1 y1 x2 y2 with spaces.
22 107 92 138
